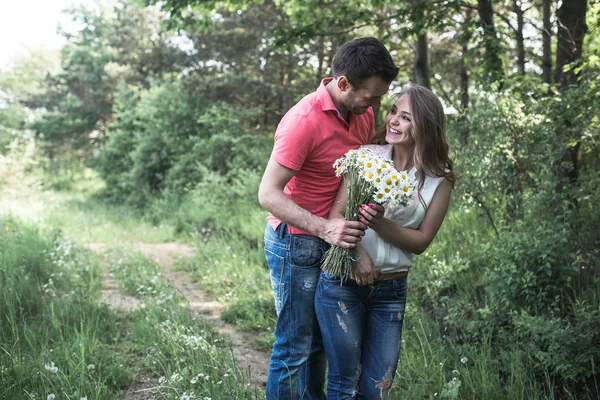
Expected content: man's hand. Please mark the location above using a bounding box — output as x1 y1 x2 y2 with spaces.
320 218 367 248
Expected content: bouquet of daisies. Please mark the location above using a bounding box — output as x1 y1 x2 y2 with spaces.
321 148 417 280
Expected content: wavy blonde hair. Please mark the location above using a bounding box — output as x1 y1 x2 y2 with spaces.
373 85 455 205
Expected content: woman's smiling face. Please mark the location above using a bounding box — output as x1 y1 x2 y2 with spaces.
385 94 414 146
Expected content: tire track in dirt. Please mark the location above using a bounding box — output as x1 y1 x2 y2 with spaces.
87 242 270 397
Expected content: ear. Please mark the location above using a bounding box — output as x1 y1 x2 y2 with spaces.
337 76 352 92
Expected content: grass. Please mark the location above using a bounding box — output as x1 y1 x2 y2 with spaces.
0 216 262 399
2 152 599 399
0 166 177 244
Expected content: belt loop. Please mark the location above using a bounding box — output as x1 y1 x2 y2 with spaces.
276 223 288 239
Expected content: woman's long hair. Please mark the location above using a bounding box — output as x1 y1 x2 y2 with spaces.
372 85 455 206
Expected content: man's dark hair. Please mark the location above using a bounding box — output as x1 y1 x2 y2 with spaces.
331 37 399 88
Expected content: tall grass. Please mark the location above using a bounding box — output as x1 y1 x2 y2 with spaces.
0 216 126 399
0 216 261 399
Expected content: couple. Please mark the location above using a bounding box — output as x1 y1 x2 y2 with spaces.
258 37 455 400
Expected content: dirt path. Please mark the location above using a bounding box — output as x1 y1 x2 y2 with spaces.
87 242 270 395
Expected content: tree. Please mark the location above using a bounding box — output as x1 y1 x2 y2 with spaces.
542 0 553 84
513 0 526 75
476 0 505 86
28 0 187 153
555 0 588 90
0 48 61 152
554 0 588 188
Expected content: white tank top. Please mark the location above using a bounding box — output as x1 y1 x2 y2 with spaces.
359 144 444 273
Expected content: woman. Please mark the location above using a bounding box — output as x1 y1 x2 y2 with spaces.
315 85 455 399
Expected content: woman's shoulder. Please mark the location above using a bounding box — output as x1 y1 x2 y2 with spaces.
360 143 393 157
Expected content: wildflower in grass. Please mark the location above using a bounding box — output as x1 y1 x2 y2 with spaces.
44 361 58 374
322 148 417 280
170 372 182 383
81 397 88 400
460 356 468 364
48 395 56 400
87 364 95 370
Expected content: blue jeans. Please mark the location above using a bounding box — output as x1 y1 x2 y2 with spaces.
264 223 329 400
315 271 408 399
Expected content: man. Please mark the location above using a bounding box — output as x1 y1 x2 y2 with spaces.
258 37 399 400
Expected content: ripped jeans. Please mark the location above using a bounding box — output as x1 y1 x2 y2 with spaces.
264 223 328 400
315 270 407 400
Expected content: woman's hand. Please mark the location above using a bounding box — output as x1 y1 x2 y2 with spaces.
351 245 378 285
358 203 385 230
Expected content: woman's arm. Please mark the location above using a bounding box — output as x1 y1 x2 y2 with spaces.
329 177 349 220
359 178 453 255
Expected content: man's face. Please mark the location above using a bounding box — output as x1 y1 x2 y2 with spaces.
341 76 391 115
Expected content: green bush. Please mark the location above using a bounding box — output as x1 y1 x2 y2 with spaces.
410 78 600 396
95 78 272 205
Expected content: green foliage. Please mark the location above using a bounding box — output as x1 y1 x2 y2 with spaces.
0 218 127 398
412 75 600 395
96 76 272 205
513 305 600 383
27 0 188 153
0 48 60 154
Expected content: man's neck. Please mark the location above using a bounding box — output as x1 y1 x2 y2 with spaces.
326 79 350 123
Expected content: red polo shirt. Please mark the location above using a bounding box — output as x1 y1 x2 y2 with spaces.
267 78 375 235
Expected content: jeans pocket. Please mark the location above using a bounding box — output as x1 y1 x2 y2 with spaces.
393 277 408 301
290 235 325 268
319 270 342 284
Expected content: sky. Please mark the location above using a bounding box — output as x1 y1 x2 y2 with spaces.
0 0 94 69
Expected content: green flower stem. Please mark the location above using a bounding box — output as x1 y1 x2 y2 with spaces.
321 167 375 281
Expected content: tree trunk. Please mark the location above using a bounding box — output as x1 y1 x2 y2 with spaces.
554 0 588 189
476 0 504 87
459 9 473 145
283 56 294 114
513 0 525 75
415 32 431 89
554 0 588 91
542 0 553 84
316 36 325 85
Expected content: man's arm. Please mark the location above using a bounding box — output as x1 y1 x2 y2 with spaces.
258 158 366 248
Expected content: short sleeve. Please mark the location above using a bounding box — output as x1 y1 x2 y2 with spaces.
271 114 316 171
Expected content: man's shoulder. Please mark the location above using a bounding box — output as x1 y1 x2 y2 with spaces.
284 91 322 120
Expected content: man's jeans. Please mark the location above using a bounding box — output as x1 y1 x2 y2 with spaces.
264 223 328 400
315 270 408 399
